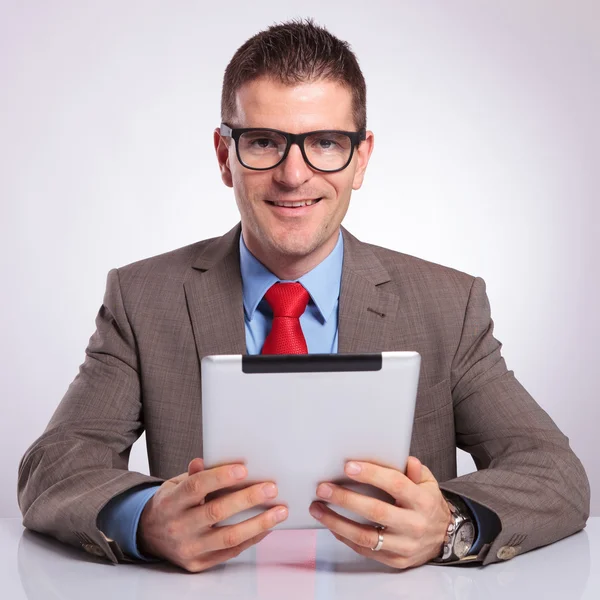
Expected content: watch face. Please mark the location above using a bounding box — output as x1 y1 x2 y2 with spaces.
455 522 475 558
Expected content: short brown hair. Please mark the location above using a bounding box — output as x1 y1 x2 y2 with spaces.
221 19 367 130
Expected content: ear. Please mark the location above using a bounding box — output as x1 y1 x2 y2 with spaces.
214 128 234 188
352 130 375 190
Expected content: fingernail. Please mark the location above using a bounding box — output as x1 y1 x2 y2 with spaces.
310 503 324 519
346 462 361 475
231 465 246 479
262 483 277 499
274 507 288 522
317 483 333 499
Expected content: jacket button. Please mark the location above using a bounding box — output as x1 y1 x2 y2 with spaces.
496 545 520 561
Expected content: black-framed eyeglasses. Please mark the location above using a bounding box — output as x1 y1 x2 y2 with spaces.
220 123 366 173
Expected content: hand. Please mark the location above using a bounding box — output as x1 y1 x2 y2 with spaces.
138 458 288 572
309 456 452 569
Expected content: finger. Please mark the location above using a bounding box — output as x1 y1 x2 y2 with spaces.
309 501 386 552
188 458 205 476
405 457 422 484
405 457 439 487
419 463 439 485
314 482 403 529
169 471 191 486
198 504 288 553
311 502 424 559
172 464 248 511
330 532 410 570
200 481 281 528
186 459 207 505
164 457 206 487
344 461 420 509
183 531 271 573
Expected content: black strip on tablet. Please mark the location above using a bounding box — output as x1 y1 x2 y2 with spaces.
242 353 382 374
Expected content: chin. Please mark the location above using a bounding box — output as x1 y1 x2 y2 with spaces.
270 238 317 258
267 229 323 259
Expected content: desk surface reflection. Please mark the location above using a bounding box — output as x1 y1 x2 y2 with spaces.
1 518 598 600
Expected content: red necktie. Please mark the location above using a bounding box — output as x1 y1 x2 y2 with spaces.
261 282 309 355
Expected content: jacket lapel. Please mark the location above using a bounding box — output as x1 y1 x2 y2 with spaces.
183 224 247 360
338 227 403 353
338 228 436 392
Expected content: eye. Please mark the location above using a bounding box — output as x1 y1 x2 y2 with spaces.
251 137 277 149
306 132 350 154
240 131 285 153
315 137 338 149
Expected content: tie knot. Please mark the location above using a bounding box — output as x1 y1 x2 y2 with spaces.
264 282 309 318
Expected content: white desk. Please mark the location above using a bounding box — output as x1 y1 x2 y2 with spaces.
1 517 598 599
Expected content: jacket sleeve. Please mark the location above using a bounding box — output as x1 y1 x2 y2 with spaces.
439 276 590 565
17 268 163 563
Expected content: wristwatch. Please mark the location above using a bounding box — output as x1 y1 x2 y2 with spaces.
433 492 477 563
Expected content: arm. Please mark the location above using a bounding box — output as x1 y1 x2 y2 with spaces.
439 276 590 564
17 268 163 563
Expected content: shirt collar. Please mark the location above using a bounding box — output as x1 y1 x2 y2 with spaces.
239 231 344 323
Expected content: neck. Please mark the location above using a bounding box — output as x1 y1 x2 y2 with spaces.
242 231 339 281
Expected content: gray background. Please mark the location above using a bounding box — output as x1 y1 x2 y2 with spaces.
1 0 598 518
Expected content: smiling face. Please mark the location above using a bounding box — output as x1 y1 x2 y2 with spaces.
215 76 374 279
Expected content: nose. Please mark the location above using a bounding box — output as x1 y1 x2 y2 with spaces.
273 143 314 189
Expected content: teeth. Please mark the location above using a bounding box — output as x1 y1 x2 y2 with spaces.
272 199 318 207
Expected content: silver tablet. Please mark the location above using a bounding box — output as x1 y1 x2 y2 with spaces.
201 351 420 529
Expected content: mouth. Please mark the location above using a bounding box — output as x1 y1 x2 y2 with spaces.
265 198 322 208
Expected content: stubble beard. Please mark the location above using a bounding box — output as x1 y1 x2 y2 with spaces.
244 212 338 276
259 219 329 260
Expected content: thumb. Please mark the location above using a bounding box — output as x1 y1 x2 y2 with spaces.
168 458 205 485
188 457 205 476
405 456 423 483
419 462 439 485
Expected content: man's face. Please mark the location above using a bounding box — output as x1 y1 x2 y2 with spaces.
215 76 374 268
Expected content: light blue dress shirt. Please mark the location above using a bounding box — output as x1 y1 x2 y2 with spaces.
98 230 495 559
240 231 343 354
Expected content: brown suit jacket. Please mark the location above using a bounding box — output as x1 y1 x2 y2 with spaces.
17 224 590 565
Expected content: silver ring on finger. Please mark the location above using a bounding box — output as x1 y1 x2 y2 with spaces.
371 525 385 552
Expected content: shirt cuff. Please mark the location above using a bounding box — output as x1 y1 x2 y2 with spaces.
97 484 161 561
461 496 501 555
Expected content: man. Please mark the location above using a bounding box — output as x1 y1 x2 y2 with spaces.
18 20 589 573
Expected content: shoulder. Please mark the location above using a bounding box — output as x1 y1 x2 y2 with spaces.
362 239 483 324
345 230 477 295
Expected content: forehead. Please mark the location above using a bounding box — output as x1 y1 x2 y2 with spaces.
233 76 355 132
